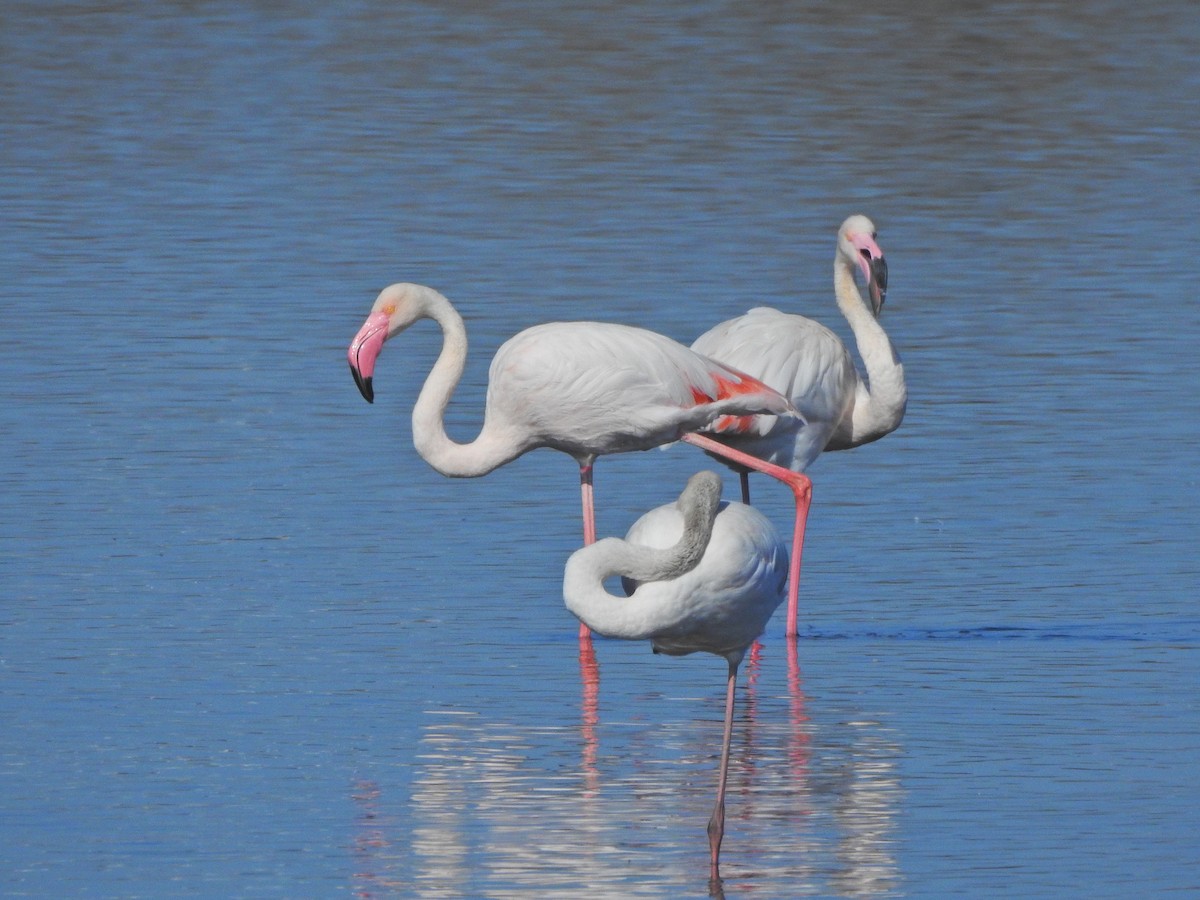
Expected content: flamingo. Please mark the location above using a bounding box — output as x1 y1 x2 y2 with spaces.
690 214 906 636
563 470 787 882
347 282 798 636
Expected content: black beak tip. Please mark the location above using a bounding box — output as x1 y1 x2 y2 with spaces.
871 256 888 313
350 365 374 403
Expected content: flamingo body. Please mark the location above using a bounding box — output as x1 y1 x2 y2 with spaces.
692 306 860 472
564 486 787 661
478 320 787 463
616 497 787 660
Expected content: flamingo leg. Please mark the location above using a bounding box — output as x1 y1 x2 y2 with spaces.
784 486 810 637
682 433 812 638
578 461 596 640
708 659 738 884
577 462 599 763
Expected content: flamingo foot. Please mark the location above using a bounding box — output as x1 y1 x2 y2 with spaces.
708 801 726 882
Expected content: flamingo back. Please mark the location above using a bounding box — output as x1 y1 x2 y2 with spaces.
620 499 788 659
484 321 791 458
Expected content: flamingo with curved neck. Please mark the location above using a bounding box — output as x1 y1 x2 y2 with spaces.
564 470 787 882
691 214 906 636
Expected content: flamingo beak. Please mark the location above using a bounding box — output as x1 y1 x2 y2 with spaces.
851 232 888 317
347 311 391 403
351 364 373 403
868 255 888 316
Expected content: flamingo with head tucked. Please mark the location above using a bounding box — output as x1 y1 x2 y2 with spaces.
563 470 787 882
691 215 906 636
347 282 800 636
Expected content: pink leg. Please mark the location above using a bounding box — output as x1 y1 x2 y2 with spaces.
783 487 810 638
578 462 596 640
708 659 738 884
682 433 812 638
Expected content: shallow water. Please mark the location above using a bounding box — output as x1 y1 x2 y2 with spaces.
3 2 1198 897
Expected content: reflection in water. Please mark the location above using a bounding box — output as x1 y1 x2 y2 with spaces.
353 646 902 897
830 723 904 897
3 0 1196 895
579 637 601 798
351 781 404 897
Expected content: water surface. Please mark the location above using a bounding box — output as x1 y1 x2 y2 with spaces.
2 2 1198 897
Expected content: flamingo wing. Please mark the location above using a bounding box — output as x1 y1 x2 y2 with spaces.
692 307 857 468
485 321 792 455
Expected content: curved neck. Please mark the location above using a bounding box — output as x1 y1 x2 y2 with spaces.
832 259 907 448
409 289 523 477
563 503 716 641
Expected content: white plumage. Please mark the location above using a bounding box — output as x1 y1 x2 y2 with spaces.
693 307 862 469
692 214 905 471
564 474 787 661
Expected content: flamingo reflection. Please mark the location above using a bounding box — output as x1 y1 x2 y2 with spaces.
371 672 900 896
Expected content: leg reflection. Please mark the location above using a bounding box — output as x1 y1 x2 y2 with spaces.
787 638 811 780
351 779 401 897
579 635 600 796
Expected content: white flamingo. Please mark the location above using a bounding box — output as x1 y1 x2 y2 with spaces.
346 283 800 636
691 215 906 636
563 470 787 882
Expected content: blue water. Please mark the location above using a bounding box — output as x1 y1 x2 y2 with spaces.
3 2 1198 897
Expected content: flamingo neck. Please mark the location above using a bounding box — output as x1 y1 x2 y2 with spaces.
832 260 907 448
563 502 716 641
409 289 523 477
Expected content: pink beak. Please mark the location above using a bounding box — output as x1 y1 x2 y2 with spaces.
348 311 390 403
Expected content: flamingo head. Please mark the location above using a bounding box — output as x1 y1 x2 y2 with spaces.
347 282 429 403
838 215 887 316
676 470 724 534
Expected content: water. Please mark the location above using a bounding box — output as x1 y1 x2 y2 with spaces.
2 1 1198 896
